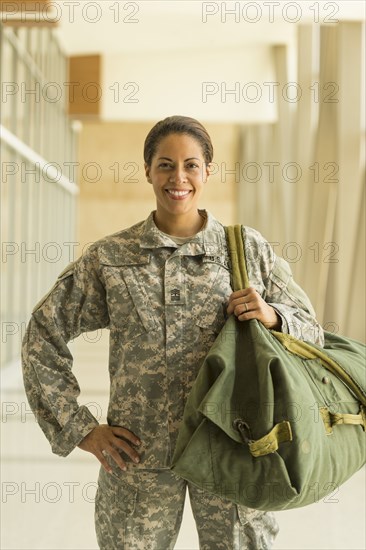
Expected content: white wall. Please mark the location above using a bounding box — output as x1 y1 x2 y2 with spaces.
102 45 279 123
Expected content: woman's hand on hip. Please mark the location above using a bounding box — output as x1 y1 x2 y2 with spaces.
77 424 141 474
226 287 282 330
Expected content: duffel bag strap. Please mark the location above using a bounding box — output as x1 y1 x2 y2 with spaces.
224 225 249 291
234 418 293 457
249 421 293 457
275 333 366 407
320 405 366 434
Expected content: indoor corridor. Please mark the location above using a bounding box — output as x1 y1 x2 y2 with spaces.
1 2 365 549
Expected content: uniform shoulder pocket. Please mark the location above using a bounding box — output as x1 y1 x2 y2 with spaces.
57 261 75 280
32 262 75 313
269 257 292 289
269 257 315 314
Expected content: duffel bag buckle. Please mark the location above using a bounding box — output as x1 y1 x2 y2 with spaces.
233 418 253 445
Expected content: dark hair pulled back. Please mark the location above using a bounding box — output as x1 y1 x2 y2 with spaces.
143 115 213 167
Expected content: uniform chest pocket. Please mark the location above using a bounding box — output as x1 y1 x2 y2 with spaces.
101 263 158 342
195 300 227 335
193 260 231 337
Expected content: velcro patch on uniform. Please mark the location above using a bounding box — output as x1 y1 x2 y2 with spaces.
170 288 181 302
202 255 229 270
166 285 186 305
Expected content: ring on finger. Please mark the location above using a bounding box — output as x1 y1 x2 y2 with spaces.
244 302 249 312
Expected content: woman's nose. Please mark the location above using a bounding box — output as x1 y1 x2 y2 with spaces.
169 167 187 183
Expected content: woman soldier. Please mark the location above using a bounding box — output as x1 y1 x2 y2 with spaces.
22 115 324 549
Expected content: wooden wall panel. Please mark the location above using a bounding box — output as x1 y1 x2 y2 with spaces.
0 0 57 26
68 55 102 117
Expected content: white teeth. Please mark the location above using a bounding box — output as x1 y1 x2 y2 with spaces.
167 189 191 197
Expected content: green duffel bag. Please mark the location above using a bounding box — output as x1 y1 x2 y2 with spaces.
170 225 366 511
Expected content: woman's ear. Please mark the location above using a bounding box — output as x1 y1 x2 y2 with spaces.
144 163 152 183
204 162 212 182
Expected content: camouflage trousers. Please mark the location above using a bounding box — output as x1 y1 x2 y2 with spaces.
95 465 279 550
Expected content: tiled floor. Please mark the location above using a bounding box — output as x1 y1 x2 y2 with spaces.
1 331 365 549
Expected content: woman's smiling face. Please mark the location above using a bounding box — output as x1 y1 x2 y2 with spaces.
144 133 210 220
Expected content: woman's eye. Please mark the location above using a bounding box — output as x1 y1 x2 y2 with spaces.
157 162 199 169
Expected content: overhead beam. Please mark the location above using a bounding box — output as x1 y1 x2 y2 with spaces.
0 0 58 26
0 1 52 11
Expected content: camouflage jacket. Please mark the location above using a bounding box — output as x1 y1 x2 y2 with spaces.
21 209 324 467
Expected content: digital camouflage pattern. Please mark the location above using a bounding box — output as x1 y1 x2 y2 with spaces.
95 460 279 549
21 209 323 548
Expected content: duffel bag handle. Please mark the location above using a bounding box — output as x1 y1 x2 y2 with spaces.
224 225 249 291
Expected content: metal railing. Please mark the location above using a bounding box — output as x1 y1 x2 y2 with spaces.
1 21 79 368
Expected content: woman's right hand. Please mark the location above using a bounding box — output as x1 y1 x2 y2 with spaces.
77 424 142 473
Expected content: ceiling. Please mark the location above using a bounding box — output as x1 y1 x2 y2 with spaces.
53 1 365 56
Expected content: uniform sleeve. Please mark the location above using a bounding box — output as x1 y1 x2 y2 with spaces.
21 246 110 457
243 227 324 347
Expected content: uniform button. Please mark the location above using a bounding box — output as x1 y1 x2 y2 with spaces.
322 376 330 384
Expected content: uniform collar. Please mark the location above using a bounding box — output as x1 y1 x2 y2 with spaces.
139 209 225 256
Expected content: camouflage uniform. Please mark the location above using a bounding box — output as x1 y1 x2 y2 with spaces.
22 209 324 549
